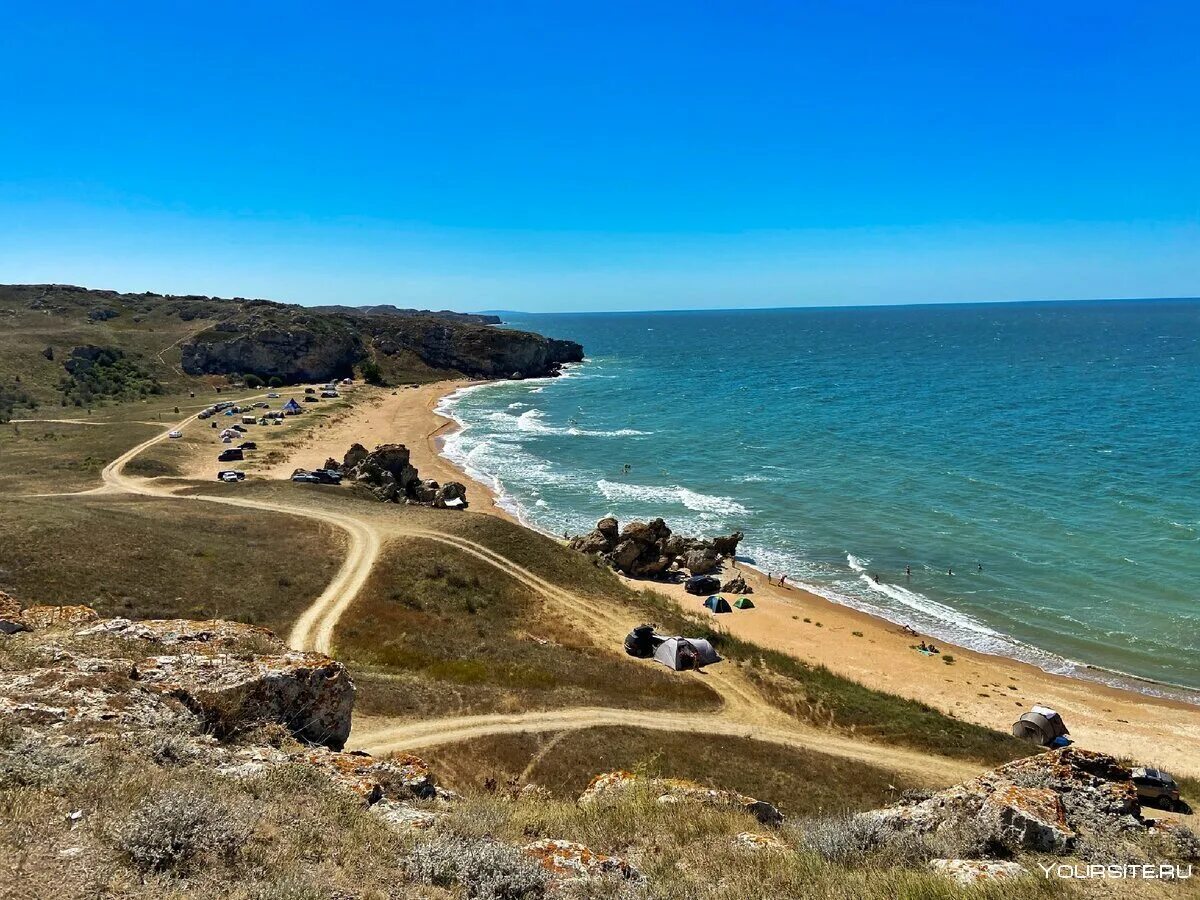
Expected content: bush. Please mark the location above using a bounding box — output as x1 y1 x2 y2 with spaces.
793 813 931 868
244 373 264 388
268 376 284 388
406 833 548 899
360 358 384 386
116 787 246 873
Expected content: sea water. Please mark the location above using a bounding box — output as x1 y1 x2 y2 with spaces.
439 301 1200 697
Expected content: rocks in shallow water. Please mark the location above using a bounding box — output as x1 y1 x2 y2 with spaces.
567 516 743 579
580 771 783 826
858 748 1144 856
338 443 468 508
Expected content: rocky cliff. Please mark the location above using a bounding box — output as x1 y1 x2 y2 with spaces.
181 306 583 384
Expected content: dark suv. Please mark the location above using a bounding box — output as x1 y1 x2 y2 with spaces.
218 448 244 462
1132 767 1183 812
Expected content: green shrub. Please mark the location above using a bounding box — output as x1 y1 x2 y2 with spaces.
405 833 548 899
244 373 265 388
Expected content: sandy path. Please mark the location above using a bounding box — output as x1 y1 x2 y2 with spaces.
350 707 981 783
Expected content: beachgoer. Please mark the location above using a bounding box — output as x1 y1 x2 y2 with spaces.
918 641 928 652
947 567 953 576
977 562 983 572
779 575 788 588
767 572 772 584
905 565 911 577
873 573 880 584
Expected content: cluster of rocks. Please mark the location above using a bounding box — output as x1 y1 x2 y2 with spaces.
568 516 745 580
860 747 1147 855
330 442 468 509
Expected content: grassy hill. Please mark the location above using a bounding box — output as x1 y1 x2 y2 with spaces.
0 283 581 418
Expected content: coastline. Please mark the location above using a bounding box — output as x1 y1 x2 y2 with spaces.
258 377 1200 776
422 378 1200 776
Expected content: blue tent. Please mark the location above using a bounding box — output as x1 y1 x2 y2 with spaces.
703 595 731 614
282 398 303 414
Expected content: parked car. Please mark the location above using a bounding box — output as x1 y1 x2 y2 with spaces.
232 424 247 433
217 470 246 482
1132 768 1183 811
238 441 258 451
291 471 320 483
267 392 281 398
304 395 319 403
304 387 315 394
168 430 182 439
218 448 244 462
312 469 342 484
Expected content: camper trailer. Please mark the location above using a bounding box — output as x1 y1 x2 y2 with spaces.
241 415 257 425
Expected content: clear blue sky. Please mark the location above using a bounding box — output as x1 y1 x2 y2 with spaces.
2 1 1197 311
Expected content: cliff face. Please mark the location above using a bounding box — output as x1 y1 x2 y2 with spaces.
181 309 583 383
181 321 366 383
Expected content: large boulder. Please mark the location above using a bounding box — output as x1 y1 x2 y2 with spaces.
342 442 369 469
567 516 745 580
721 574 752 595
711 531 744 557
434 481 468 509
0 591 28 635
858 748 1144 856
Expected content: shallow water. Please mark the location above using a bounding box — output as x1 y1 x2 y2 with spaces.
440 301 1200 695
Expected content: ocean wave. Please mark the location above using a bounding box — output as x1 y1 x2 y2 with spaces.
596 479 748 516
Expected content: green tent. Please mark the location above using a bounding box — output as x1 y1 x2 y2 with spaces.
733 597 755 609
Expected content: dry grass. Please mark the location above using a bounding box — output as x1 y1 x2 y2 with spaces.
0 495 341 635
337 538 720 718
421 725 931 814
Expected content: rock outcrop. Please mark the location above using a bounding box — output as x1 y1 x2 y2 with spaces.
568 516 743 579
180 304 583 384
337 443 468 509
0 603 442 821
522 839 642 883
580 771 783 826
721 574 752 594
859 748 1144 855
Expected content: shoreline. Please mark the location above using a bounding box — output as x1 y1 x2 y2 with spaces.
422 378 1200 776
249 377 1200 775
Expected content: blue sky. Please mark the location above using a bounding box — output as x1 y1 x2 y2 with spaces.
2 2 1197 311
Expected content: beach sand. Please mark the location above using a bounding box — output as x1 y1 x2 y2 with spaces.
212 378 1200 777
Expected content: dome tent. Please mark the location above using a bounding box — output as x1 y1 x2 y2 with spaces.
703 595 732 614
652 637 722 671
1012 705 1070 746
733 597 755 609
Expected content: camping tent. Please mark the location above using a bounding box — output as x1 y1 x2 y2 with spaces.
281 398 303 414
733 597 755 609
652 637 722 671
1012 705 1070 746
703 595 732 614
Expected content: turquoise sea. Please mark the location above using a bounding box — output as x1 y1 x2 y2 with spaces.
439 301 1200 698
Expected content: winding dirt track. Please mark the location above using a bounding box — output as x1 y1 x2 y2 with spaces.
61 398 982 784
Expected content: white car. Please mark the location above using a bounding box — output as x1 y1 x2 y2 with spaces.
168 430 183 439
267 392 281 398
220 470 245 483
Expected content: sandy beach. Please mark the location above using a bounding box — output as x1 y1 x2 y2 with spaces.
235 379 1200 777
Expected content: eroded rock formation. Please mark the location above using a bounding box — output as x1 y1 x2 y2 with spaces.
333 443 469 508
568 517 743 579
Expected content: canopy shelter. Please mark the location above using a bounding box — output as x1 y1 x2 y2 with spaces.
1012 705 1070 746
281 398 303 414
652 637 722 671
703 595 732 614
733 597 755 609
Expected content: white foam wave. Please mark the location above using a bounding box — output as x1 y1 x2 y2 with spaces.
596 480 748 517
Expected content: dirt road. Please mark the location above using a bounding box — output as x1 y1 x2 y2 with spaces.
54 394 989 786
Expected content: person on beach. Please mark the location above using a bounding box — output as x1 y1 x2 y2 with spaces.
873 573 880 584
779 574 788 588
977 562 983 572
905 565 911 577
767 572 772 584
947 567 954 576
918 641 928 652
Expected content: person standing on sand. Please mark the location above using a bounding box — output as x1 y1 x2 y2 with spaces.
779 574 788 588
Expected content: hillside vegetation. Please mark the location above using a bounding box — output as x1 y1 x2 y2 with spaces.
0 283 582 408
